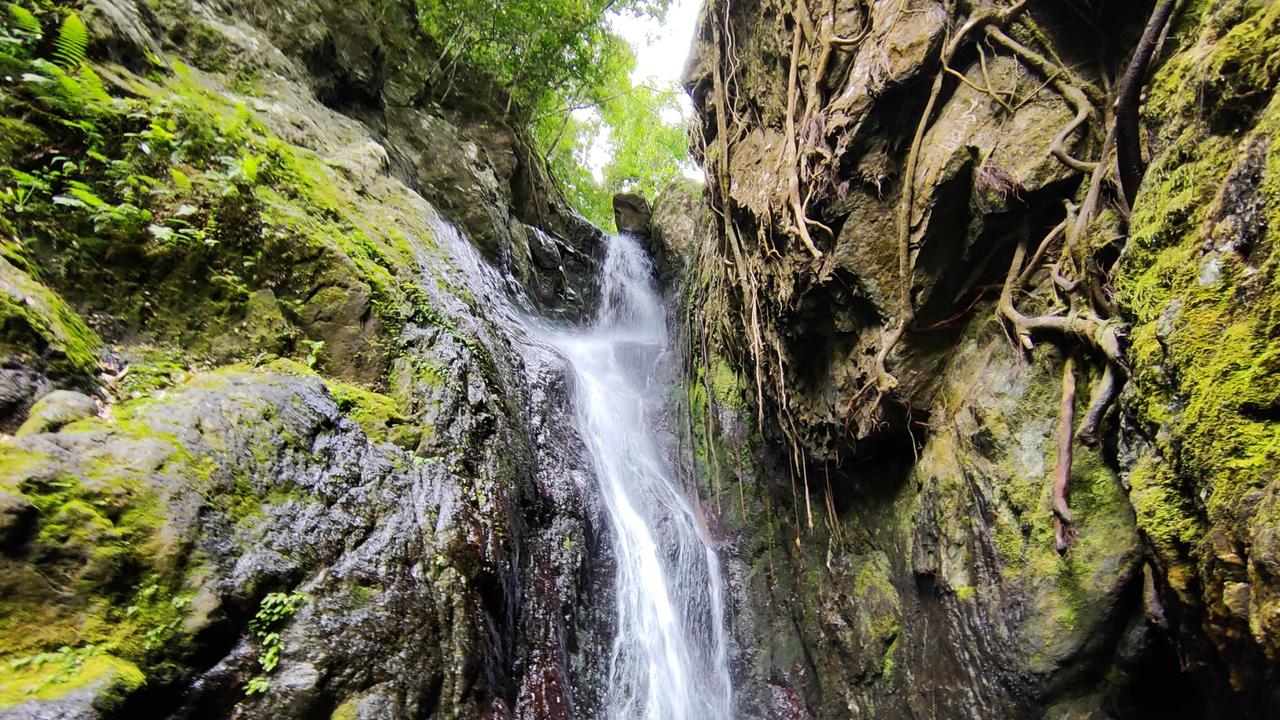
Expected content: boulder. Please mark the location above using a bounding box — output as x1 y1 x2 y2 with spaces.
16 390 98 436
612 192 652 237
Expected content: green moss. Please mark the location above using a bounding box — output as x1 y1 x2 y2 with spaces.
329 379 409 445
331 698 359 720
0 256 101 375
0 650 144 709
1 40 452 383
0 392 215 681
1198 2 1280 123
1115 1 1280 611
880 635 899 678
707 356 743 409
113 345 195 400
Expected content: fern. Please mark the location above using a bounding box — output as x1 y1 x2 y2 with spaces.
8 4 41 35
52 12 88 69
76 63 111 103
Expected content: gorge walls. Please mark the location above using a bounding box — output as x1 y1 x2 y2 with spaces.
665 0 1280 717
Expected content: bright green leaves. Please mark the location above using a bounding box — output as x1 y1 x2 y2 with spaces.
415 0 671 116
7 4 40 36
245 591 306 695
599 83 691 207
51 11 87 69
534 81 693 229
414 0 690 229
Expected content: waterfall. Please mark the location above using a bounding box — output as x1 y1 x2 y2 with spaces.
540 234 734 720
436 220 733 718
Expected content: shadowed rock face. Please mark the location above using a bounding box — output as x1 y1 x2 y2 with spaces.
672 0 1280 718
612 192 653 238
0 1 618 717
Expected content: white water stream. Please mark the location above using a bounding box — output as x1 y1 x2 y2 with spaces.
437 223 733 719
537 235 733 720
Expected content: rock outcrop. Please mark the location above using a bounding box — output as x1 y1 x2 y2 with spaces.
674 0 1280 717
0 1 614 717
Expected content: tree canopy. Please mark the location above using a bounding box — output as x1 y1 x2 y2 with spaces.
416 0 693 229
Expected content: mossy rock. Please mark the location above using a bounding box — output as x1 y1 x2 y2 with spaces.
0 257 101 377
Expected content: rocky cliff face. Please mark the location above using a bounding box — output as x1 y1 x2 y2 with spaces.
0 1 615 718
670 0 1280 717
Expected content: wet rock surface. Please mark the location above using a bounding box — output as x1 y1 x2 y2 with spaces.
0 0 617 717
676 0 1280 718
612 192 653 238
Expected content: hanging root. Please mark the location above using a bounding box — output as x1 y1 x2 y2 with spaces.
1015 217 1068 287
984 27 1100 175
1116 0 1178 205
1054 356 1077 553
1000 218 1128 551
1076 361 1119 445
873 0 1031 393
998 223 1125 367
785 21 823 260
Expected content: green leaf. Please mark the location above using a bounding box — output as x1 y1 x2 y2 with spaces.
8 4 41 35
52 11 88 69
76 63 111 103
148 224 175 242
51 194 88 208
169 168 193 191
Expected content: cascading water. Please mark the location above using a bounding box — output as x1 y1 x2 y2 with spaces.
436 218 733 718
539 234 734 720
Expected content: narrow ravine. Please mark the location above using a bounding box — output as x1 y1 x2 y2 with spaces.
539 235 733 720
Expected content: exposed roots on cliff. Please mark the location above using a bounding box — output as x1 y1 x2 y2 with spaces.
1054 355 1077 552
872 0 1030 394
694 0 1179 551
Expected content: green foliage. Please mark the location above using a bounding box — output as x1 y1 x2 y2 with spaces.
7 4 40 36
599 84 690 204
415 0 668 115
415 0 690 229
301 339 325 369
533 80 692 229
534 108 613 226
245 591 306 695
6 645 102 697
52 12 88 69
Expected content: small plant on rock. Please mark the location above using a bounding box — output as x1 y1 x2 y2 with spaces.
244 590 306 696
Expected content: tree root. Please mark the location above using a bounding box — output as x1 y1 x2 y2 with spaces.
1054 355 1077 553
785 21 823 260
999 224 1124 366
1076 361 1119 445
1117 0 1177 206
872 0 1030 393
1000 220 1128 551
984 27 1099 174
1015 218 1068 287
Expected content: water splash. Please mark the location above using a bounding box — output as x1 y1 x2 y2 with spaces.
542 235 733 720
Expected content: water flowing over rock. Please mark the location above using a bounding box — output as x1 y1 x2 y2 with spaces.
537 235 733 720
